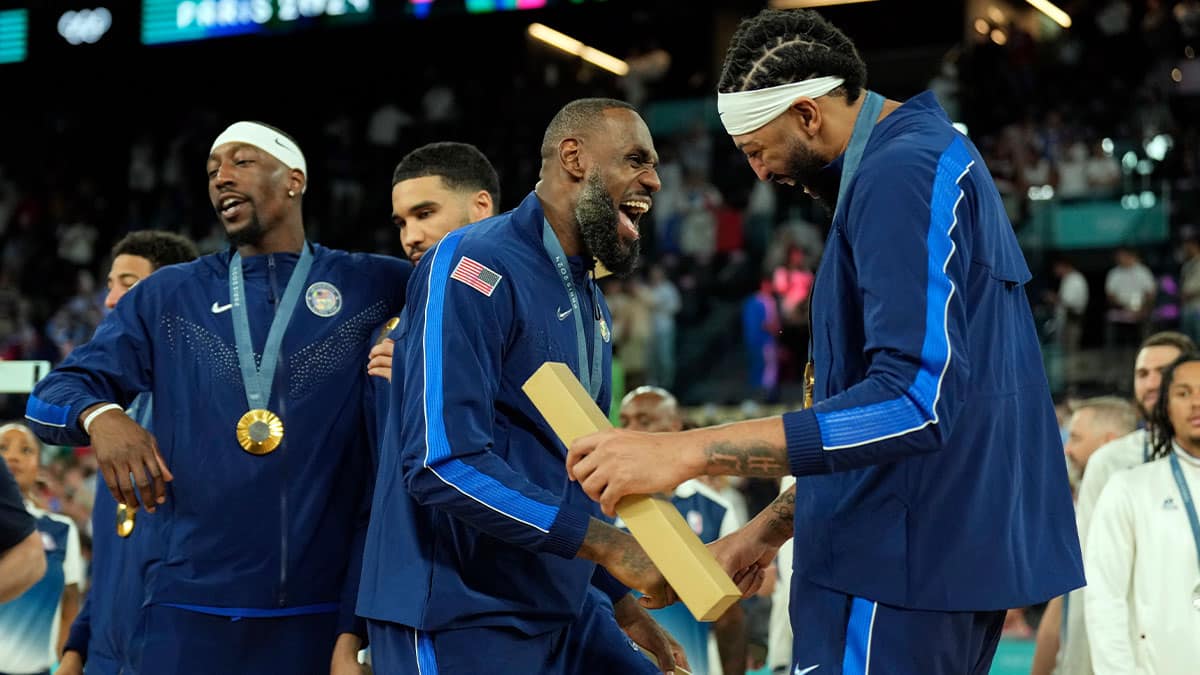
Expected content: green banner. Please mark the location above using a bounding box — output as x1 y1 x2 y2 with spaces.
1020 198 1169 250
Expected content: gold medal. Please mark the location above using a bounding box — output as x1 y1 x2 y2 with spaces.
803 361 815 409
236 409 284 455
379 315 400 341
116 503 135 538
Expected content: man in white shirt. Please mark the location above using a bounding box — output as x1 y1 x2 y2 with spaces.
1064 398 1139 494
1086 352 1200 674
1051 258 1090 386
1033 331 1195 675
1105 248 1157 350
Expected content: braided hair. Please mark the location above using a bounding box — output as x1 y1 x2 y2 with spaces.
718 9 867 100
1148 351 1200 461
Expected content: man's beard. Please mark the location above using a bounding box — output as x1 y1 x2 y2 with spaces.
226 214 265 248
785 137 838 210
575 170 639 277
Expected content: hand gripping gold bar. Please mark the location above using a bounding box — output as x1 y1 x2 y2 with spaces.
522 362 741 622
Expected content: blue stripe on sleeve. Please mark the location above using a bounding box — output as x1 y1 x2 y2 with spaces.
420 231 557 533
25 395 71 428
817 138 975 450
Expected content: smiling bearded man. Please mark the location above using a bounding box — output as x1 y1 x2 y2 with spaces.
356 98 693 675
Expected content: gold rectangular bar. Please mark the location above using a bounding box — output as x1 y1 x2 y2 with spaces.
523 362 742 622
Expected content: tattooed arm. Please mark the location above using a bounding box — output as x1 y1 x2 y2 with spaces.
696 417 791 478
567 417 791 515
760 484 797 547
576 518 677 608
708 486 796 599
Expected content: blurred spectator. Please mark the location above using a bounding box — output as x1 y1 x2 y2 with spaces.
647 265 681 389
772 245 814 379
606 278 653 390
0 463 44 605
0 422 84 672
1048 257 1090 384
678 171 721 263
1105 247 1156 350
1180 237 1200 342
1056 142 1090 200
1085 140 1121 194
742 276 780 402
45 270 103 361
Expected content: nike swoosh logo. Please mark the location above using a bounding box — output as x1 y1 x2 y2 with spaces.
557 307 572 320
795 666 820 675
274 137 291 150
211 302 232 314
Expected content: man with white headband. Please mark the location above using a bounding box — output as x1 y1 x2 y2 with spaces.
564 9 1083 675
26 121 412 674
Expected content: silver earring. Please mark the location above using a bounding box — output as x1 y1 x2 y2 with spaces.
288 190 296 198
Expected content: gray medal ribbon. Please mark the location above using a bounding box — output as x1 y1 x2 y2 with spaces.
228 243 314 412
542 219 604 400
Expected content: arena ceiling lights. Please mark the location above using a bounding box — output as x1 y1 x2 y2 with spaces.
527 22 628 76
1024 0 1071 28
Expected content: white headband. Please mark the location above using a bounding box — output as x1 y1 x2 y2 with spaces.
211 121 307 192
717 76 845 136
0 422 38 445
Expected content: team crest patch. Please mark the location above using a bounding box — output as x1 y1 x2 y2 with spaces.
686 509 704 535
306 282 342 317
41 531 57 552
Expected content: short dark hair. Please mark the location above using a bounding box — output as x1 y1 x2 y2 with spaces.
1141 331 1196 354
540 98 637 160
391 142 501 211
111 231 199 270
717 9 867 101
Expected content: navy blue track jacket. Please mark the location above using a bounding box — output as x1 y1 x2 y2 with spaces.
781 92 1084 612
357 192 620 636
26 244 410 635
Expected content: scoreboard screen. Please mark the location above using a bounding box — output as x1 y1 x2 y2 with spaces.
142 0 371 45
0 9 27 64
408 0 604 19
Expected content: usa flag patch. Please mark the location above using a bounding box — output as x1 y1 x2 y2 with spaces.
450 257 503 297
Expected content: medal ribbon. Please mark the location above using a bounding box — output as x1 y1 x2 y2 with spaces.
228 243 314 413
542 219 603 400
805 91 885 406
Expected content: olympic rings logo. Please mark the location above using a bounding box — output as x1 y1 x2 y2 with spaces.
57 8 113 46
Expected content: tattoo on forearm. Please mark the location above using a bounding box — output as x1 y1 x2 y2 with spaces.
703 440 790 477
583 519 652 574
764 486 796 541
619 539 654 576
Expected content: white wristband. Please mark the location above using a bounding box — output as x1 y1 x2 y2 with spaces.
82 403 124 435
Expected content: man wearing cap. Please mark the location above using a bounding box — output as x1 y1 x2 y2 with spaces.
566 9 1083 675
25 121 411 674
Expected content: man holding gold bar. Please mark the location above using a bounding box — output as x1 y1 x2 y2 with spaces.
567 9 1085 675
359 140 682 674
358 99 692 674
